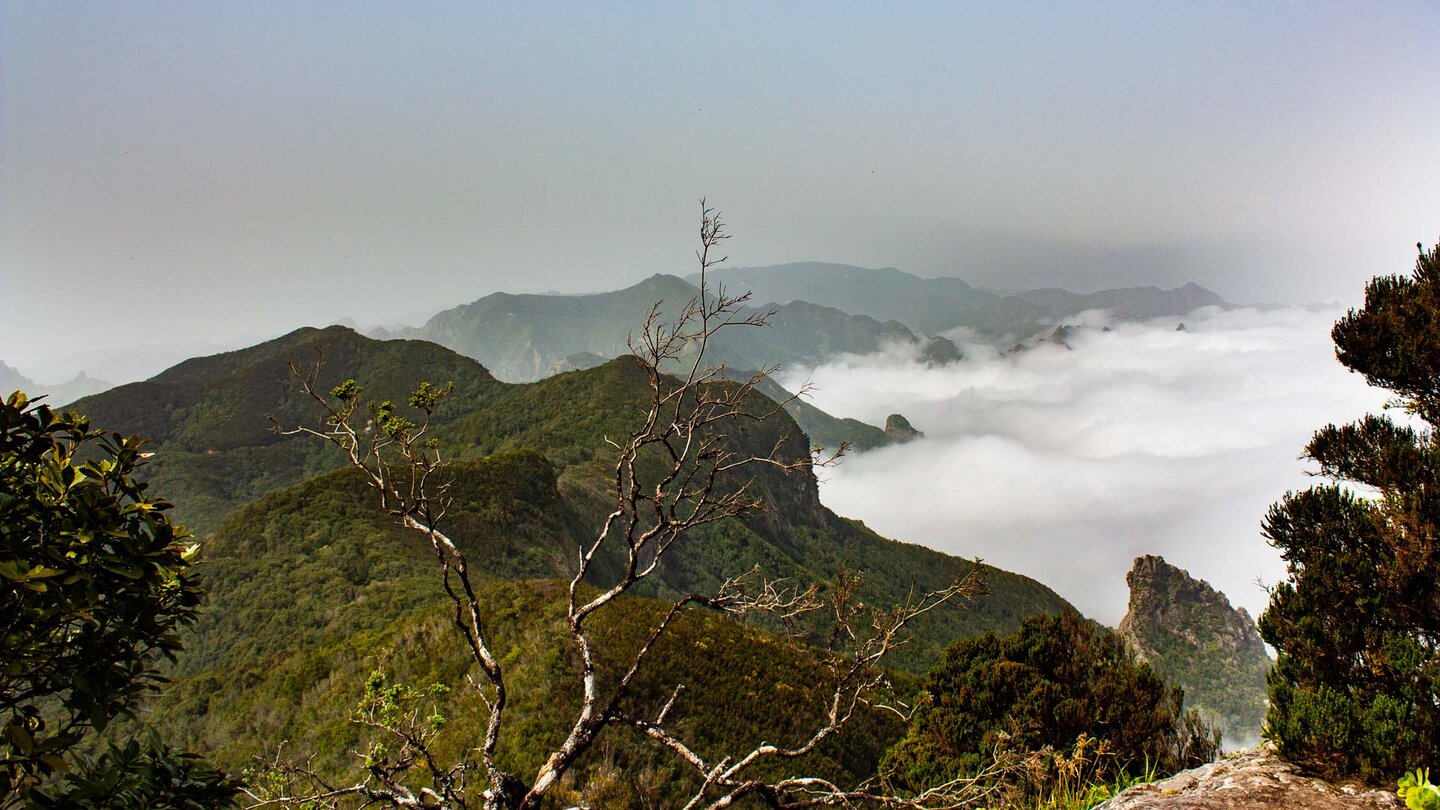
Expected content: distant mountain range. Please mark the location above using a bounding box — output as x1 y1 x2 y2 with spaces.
382 264 1227 384
692 262 1228 337
348 263 1227 453
381 273 918 383
7 263 1228 425
0 361 112 406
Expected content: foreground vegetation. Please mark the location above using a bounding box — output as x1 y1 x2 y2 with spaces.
883 611 1218 806
1259 239 1440 783
0 392 240 808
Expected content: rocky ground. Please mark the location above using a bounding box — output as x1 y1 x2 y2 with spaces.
1096 745 1401 809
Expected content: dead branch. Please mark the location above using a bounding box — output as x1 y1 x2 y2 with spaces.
271 201 985 809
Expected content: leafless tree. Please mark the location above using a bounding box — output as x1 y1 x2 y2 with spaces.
257 202 987 809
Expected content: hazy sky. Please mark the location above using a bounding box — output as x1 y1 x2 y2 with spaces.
4 2 1439 372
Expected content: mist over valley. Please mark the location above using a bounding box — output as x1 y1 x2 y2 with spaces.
779 304 1388 623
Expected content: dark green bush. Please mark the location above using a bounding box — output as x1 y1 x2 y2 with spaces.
880 610 1218 795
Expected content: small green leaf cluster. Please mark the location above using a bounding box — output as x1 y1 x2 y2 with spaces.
407 380 454 414
1400 768 1440 810
23 733 239 810
355 667 450 731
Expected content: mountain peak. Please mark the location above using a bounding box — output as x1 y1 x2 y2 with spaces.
1117 555 1271 746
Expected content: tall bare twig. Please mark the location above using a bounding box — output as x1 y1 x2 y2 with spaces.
268 202 986 809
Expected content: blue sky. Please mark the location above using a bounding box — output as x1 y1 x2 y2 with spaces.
3 2 1438 370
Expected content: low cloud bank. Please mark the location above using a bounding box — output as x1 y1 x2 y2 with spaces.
779 306 1389 625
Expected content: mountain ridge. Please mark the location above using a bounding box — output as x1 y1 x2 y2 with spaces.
386 273 918 384
694 262 1229 337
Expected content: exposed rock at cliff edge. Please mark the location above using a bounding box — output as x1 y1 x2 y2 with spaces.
883 414 924 443
1117 555 1272 746
1096 745 1400 809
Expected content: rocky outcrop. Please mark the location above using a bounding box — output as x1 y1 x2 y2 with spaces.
920 335 964 366
1047 324 1078 349
546 351 610 376
883 414 924 443
1117 556 1272 747
1097 745 1401 809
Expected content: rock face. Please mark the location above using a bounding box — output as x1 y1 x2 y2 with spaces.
1097 745 1401 809
1117 556 1272 747
920 335 964 366
883 414 924 443
1048 324 1078 349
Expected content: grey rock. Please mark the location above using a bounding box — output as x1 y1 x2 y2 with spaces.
883 414 924 443
1097 745 1401 809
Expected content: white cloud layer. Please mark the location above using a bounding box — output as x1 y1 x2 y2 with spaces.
779 306 1390 626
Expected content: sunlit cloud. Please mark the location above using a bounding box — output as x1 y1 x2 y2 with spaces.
779 306 1389 625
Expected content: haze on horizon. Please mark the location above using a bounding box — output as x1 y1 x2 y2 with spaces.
3 2 1439 372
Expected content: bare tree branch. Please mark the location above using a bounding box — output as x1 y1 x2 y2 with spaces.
270 201 985 809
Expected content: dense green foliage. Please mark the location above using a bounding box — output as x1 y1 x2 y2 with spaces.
0 391 238 808
157 579 908 807
881 611 1219 797
1259 240 1440 783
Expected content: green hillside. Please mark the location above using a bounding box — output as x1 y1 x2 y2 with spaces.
67 330 1071 656
156 579 910 807
67 326 506 534
146 451 914 803
144 446 1051 802
64 325 1075 799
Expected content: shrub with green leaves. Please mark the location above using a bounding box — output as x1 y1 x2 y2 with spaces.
1258 240 1440 783
880 610 1219 797
1 391 238 807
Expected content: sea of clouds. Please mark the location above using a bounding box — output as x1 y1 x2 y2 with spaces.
778 305 1391 626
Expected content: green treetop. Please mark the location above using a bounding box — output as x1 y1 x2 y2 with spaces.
1259 239 1440 783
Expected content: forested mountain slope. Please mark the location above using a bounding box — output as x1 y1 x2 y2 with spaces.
68 326 506 533
1118 556 1272 747
66 327 1071 664
59 325 1076 801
